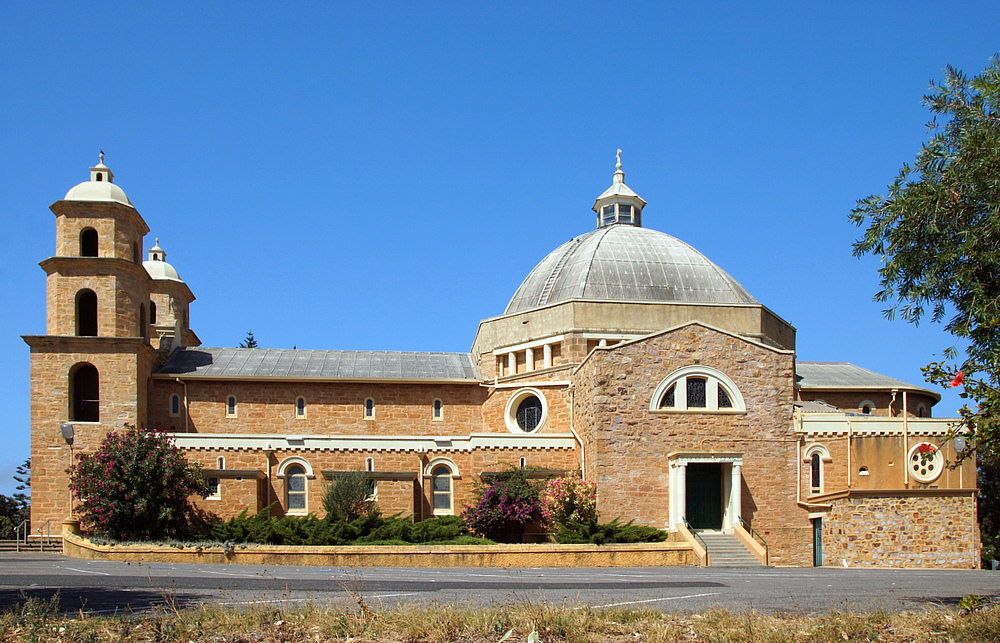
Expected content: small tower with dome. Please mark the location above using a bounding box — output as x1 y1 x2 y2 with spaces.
144 238 200 351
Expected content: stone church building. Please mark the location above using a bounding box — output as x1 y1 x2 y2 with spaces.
25 154 980 567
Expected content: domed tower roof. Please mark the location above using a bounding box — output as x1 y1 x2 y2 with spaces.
505 152 756 314
63 152 133 207
143 239 185 282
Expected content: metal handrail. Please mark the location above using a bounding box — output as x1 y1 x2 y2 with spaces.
682 517 709 556
739 516 769 566
14 519 28 552
37 520 51 552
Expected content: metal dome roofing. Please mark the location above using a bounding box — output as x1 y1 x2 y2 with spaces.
505 224 757 314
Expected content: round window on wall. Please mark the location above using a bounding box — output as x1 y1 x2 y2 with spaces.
907 442 944 484
504 388 547 434
516 396 543 432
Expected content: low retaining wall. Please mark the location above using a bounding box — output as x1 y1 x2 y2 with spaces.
62 532 696 567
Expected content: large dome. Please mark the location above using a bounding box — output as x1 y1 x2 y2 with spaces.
505 224 756 314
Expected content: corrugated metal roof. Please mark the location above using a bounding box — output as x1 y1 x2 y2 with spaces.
505 225 757 314
157 347 481 381
795 362 939 398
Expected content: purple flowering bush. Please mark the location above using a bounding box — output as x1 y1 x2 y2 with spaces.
462 468 541 542
69 424 209 540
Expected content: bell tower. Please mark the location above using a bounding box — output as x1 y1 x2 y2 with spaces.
23 154 160 530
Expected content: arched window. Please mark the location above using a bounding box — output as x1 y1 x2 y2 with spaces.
226 395 237 417
650 366 745 412
810 453 821 491
70 363 99 422
149 301 157 325
431 464 453 514
804 445 831 495
916 403 928 418
364 398 374 419
139 304 146 339
80 228 98 257
295 396 306 418
860 399 875 415
285 464 307 513
433 398 443 420
217 456 226 469
170 393 181 416
76 289 98 336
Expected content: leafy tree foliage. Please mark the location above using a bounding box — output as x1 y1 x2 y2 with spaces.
321 470 378 521
239 330 259 348
69 425 208 540
0 459 30 539
13 459 30 508
850 55 1000 456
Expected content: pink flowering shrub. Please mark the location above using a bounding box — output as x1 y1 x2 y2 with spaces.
539 476 597 527
69 424 208 540
462 468 541 542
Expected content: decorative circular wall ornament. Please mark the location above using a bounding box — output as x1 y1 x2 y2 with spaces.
907 442 943 484
504 388 547 434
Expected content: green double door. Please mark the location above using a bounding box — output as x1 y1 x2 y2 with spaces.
686 463 723 530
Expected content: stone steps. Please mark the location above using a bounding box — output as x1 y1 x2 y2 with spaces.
697 532 763 567
0 539 59 553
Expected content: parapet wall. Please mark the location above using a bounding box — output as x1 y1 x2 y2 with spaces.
62 531 696 568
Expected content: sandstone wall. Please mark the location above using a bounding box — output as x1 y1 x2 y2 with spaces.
823 492 979 568
573 323 812 566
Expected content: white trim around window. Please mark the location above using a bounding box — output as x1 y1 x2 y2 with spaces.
649 365 746 413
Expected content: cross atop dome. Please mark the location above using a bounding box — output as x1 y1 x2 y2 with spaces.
593 149 646 228
90 151 114 183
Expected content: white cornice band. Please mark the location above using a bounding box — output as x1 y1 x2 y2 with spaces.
169 432 578 453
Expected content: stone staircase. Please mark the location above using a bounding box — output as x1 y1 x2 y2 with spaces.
697 531 764 567
0 539 59 553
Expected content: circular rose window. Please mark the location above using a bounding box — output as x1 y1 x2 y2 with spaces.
907 442 944 484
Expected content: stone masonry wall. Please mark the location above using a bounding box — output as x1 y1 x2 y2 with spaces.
184 445 578 520
823 493 979 568
150 380 489 435
573 323 813 566
28 345 150 530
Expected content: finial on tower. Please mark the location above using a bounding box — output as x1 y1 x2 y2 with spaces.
99 150 105 165
616 149 622 171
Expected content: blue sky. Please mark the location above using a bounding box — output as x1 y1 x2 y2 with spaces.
2 2 997 496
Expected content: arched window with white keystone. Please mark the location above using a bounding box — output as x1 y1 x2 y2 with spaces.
650 365 746 412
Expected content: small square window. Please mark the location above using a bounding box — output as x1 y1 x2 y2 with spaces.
207 477 221 499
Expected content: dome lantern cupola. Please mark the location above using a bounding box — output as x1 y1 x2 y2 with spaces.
91 151 113 183
592 149 646 228
63 151 133 207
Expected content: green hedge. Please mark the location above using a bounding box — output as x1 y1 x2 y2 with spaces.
199 508 495 546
